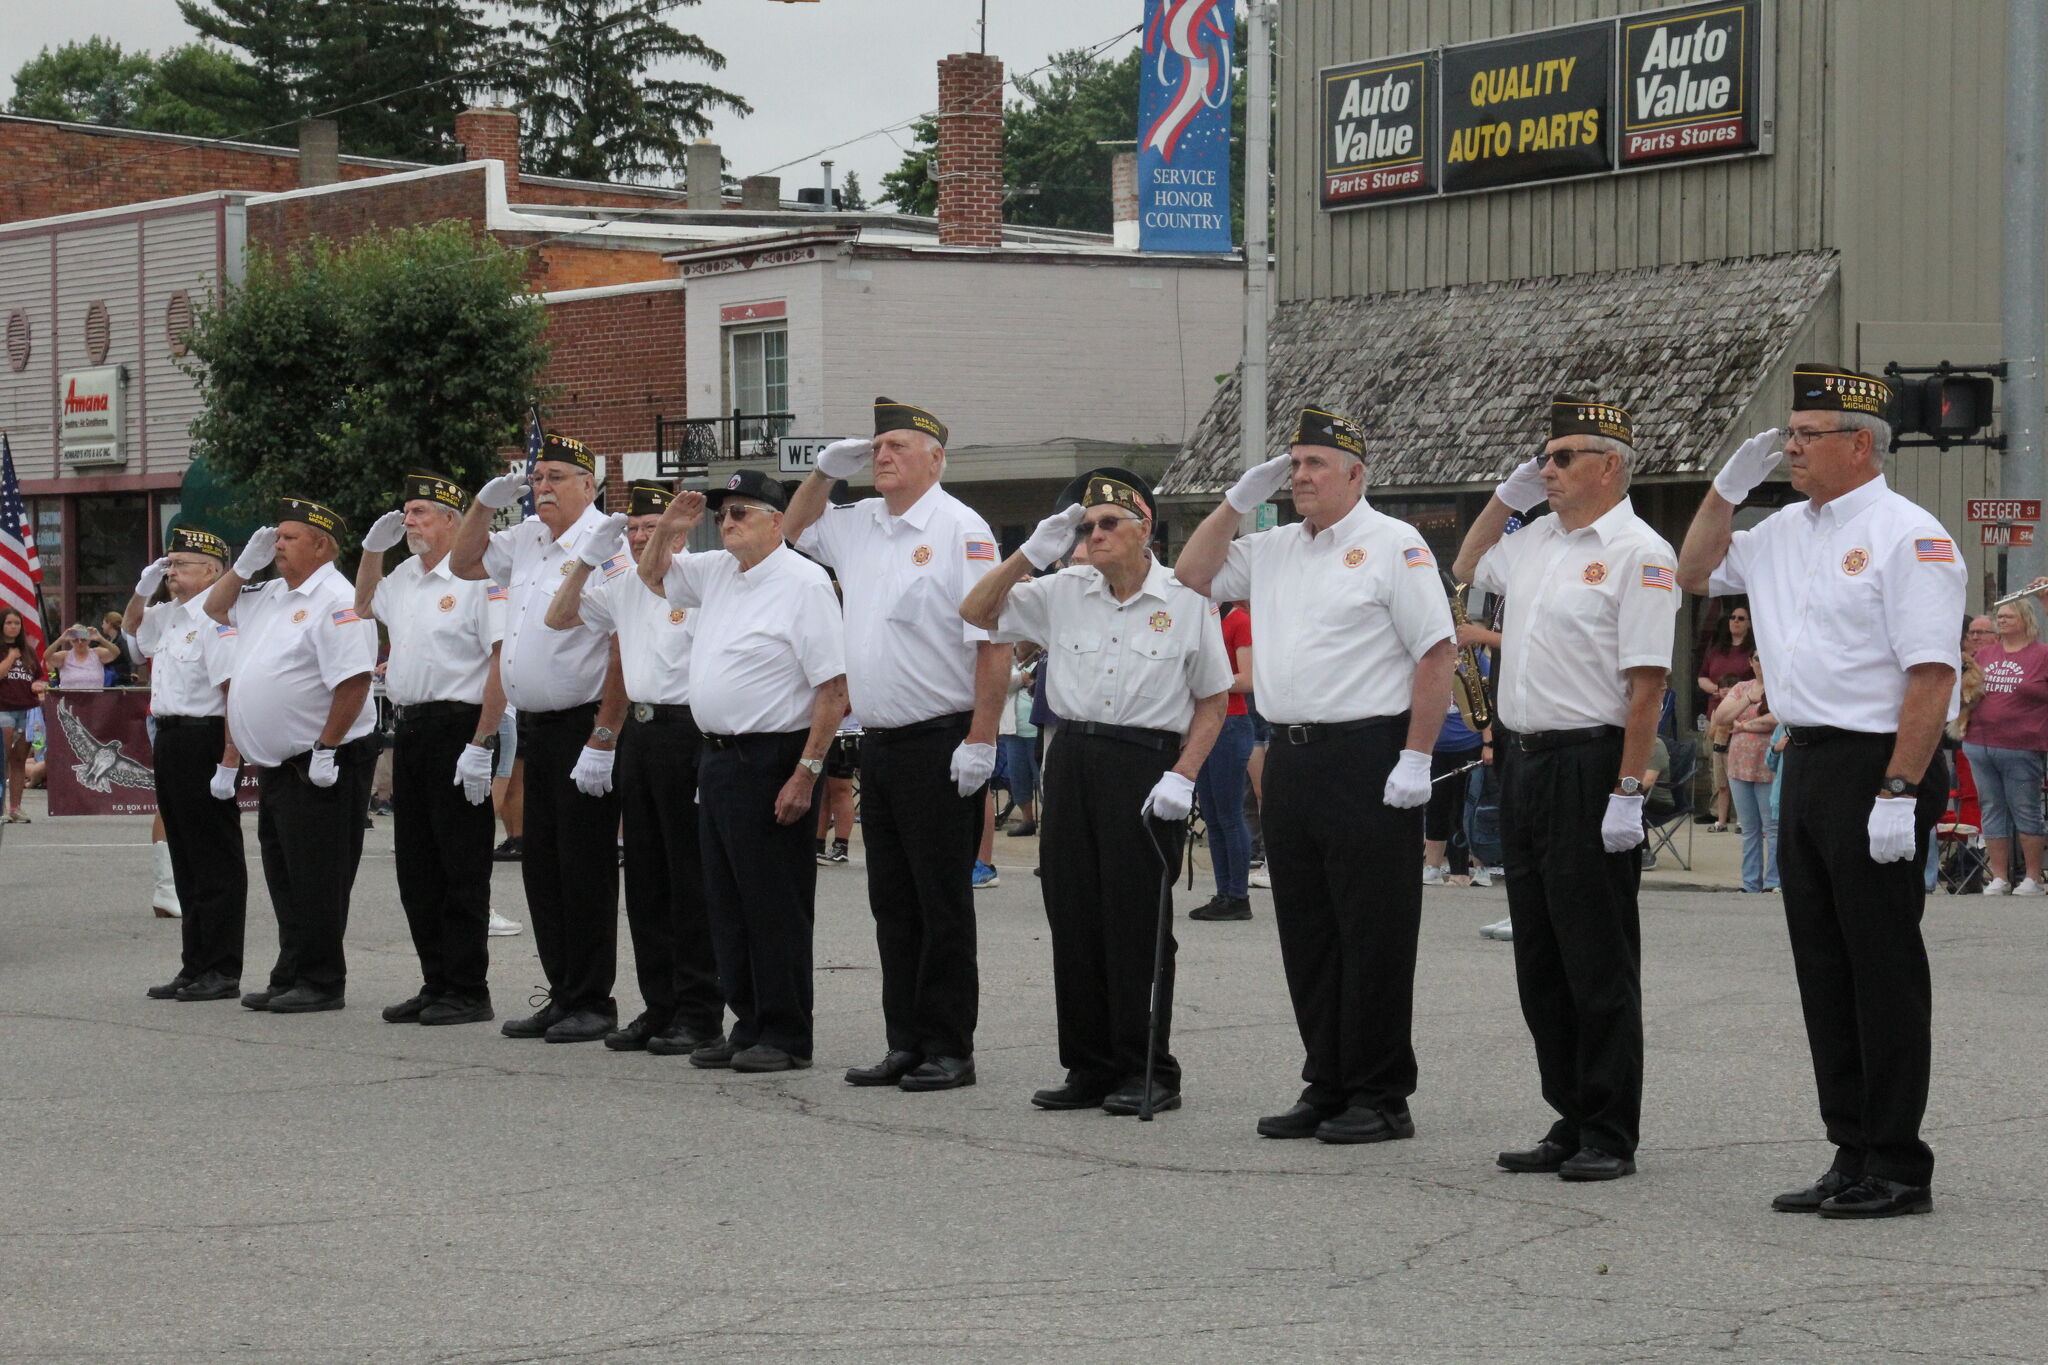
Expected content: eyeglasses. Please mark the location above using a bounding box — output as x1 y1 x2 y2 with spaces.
1537 447 1608 469
1784 428 1856 448
1080 513 1139 535
716 504 771 524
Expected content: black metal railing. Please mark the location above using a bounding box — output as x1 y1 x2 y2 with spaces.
655 410 795 477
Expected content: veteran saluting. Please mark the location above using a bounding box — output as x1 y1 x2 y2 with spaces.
1453 396 1678 1183
1678 365 1963 1219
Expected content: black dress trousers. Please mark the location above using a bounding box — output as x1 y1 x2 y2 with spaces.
391 704 495 1004
518 703 620 1016
1038 730 1181 1089
255 736 375 996
1498 729 1644 1159
618 707 724 1034
1262 718 1421 1112
858 713 981 1059
1777 731 1943 1187
154 716 247 982
697 729 820 1057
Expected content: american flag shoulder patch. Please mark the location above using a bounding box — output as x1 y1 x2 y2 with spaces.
965 539 996 562
1914 537 1956 563
330 607 361 625
215 624 237 638
487 585 509 602
1402 545 1434 568
1640 564 1676 591
601 553 631 578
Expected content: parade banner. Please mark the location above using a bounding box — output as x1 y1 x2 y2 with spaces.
1620 1 1765 165
1320 50 1436 208
40 689 258 816
1137 0 1236 253
1441 20 1613 194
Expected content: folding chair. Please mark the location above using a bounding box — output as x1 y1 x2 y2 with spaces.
1644 738 1699 871
1938 748 1989 894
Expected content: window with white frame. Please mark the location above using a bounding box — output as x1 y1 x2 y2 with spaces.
728 325 789 450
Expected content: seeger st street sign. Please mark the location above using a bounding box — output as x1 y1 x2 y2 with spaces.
1966 499 2042 524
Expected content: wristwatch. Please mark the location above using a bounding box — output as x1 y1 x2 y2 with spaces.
1615 776 1642 796
591 725 617 744
312 741 335 754
473 733 501 753
1879 775 1919 798
798 756 824 776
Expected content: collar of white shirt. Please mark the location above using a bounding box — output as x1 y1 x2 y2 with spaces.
1081 553 1174 606
1291 496 1369 544
738 543 795 582
1551 496 1640 545
421 553 456 582
883 482 947 532
551 503 607 553
284 561 346 598
1796 473 1888 529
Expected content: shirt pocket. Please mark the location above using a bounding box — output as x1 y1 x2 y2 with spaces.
885 567 947 626
1128 634 1185 699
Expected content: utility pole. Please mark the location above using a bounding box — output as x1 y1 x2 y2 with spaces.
1240 0 1274 530
2003 0 2046 588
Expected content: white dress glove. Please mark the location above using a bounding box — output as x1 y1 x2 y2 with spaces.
477 472 531 510
1712 428 1785 505
1021 504 1088 570
571 744 615 797
1602 793 1646 852
361 509 407 553
1494 455 1548 514
949 741 997 797
234 527 278 579
1225 453 1294 514
135 557 171 599
1867 795 1917 863
454 743 496 805
577 512 629 568
1141 770 1196 822
307 747 338 788
816 437 874 480
1381 749 1433 809
209 764 239 801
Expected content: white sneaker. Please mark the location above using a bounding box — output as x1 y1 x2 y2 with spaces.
1422 864 1447 885
1470 866 1493 888
2014 879 2044 897
1983 878 2011 896
1480 916 1513 941
487 909 523 936
1248 867 1272 889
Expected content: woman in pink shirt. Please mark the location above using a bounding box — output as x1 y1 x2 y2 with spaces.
1962 598 2048 895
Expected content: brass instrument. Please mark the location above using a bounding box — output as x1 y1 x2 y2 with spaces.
1989 581 2048 610
1447 579 1492 733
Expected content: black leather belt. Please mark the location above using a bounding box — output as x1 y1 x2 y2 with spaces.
700 729 805 751
152 714 224 730
862 712 970 743
1516 724 1623 753
1067 720 1179 752
1272 716 1404 747
520 703 598 727
392 700 478 723
1785 724 1886 747
629 702 692 724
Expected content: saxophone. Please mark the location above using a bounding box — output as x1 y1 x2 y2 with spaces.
1447 579 1492 733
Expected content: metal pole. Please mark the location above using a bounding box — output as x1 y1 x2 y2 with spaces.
2002 0 2046 589
1240 1 1274 531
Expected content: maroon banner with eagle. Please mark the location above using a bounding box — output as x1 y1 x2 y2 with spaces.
40 688 258 815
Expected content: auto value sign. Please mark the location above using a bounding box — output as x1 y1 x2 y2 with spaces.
1318 0 1771 209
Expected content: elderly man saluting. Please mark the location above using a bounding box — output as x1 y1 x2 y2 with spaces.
641 471 847 1073
204 500 378 1014
780 398 1008 1093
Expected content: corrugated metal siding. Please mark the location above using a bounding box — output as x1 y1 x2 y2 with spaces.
54 223 139 471
140 211 222 474
0 236 53 476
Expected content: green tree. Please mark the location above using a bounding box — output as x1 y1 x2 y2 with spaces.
837 170 867 212
6 38 251 137
182 221 551 544
173 0 315 140
496 0 750 183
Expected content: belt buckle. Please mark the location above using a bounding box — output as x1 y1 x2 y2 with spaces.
1286 724 1311 746
632 702 653 723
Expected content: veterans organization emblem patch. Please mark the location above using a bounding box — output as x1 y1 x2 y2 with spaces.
438 594 457 613
912 545 932 566
1842 548 1870 575
1148 610 1173 632
728 474 742 489
1582 561 1608 585
291 609 308 624
670 609 687 625
183 630 197 644
1343 547 1366 568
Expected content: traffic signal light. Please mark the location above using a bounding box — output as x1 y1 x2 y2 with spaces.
1882 362 2002 451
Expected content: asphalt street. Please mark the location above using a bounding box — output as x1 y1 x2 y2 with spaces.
4 797 2046 1364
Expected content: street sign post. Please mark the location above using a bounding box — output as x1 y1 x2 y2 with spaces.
776 436 830 476
1982 523 2037 547
1967 498 2042 523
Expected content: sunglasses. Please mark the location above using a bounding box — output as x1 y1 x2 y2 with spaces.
1537 447 1609 469
1079 513 1139 535
715 504 769 524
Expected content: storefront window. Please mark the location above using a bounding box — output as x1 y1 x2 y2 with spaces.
729 326 789 449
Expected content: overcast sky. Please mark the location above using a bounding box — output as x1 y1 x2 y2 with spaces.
0 0 1147 198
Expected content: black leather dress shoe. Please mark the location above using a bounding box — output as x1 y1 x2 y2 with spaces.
147 974 194 1000
543 1008 616 1043
1315 1103 1415 1144
175 972 239 1002
844 1050 922 1086
1558 1147 1636 1181
1031 1079 1115 1110
1189 895 1253 921
418 997 493 1026
899 1055 976 1091
1771 1168 1857 1213
1256 1101 1338 1139
241 987 280 1011
689 1036 742 1069
1101 1078 1181 1116
648 1023 722 1057
1817 1175 1933 1219
604 1011 667 1051
731 1043 812 1072
266 986 345 1014
1496 1139 1574 1173
501 1001 567 1039
382 993 434 1024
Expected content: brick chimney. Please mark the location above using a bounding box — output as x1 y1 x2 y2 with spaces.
297 118 339 187
1111 151 1139 249
456 107 521 197
936 52 1003 248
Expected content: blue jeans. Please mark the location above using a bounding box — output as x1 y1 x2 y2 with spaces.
1196 712 1255 897
1961 743 2045 839
1728 776 1778 892
998 733 1039 808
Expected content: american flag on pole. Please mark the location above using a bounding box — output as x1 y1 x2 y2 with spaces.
0 433 46 656
521 404 542 519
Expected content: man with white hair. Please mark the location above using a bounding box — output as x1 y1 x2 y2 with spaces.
1679 364 1963 1219
1454 396 1678 1184
353 473 509 1028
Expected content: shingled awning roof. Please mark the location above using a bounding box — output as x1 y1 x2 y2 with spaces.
1159 250 1839 496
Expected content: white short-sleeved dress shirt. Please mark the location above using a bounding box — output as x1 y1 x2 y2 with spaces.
579 558 693 706
483 504 614 712
226 562 377 767
370 553 506 707
1473 498 1679 733
663 544 846 735
137 595 235 718
1207 498 1455 724
795 484 994 728
1709 476 1965 732
992 557 1233 735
